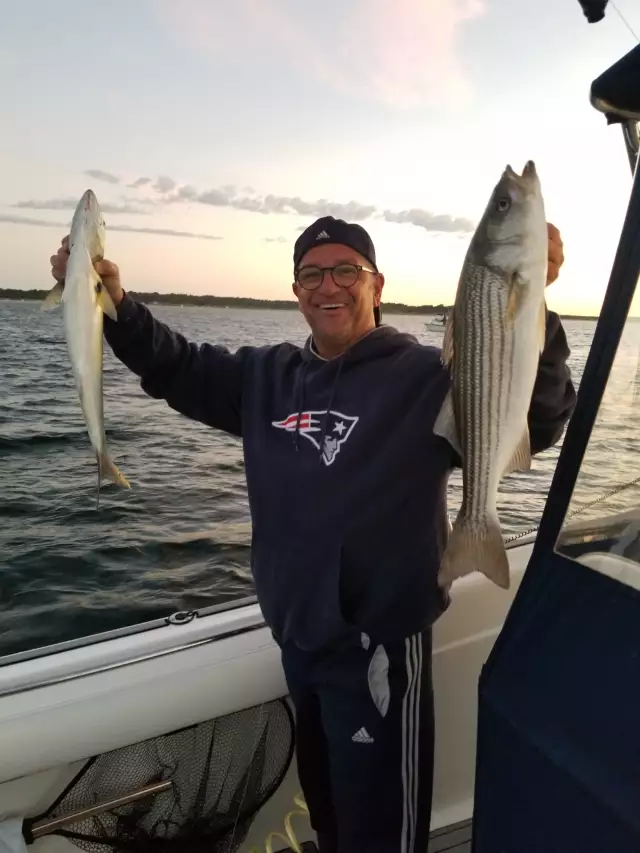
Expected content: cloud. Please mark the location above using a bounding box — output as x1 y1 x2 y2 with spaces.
264 236 288 243
383 209 474 233
84 169 120 185
0 214 222 241
162 0 486 109
119 195 159 208
128 177 152 188
0 214 65 228
12 198 149 216
113 224 222 240
127 175 475 233
177 185 377 221
154 175 177 193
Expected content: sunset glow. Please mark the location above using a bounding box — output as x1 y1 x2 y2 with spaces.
0 0 638 317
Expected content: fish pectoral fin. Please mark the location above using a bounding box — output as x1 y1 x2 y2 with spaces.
94 277 118 322
506 272 527 322
87 249 118 322
41 280 65 311
538 300 547 353
504 425 532 475
96 283 118 322
441 312 454 367
438 511 510 590
433 389 462 458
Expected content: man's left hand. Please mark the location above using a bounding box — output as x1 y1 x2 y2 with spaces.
546 222 564 287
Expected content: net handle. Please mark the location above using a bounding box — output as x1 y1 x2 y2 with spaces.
25 780 172 841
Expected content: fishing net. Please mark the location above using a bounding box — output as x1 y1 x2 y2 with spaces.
24 698 295 853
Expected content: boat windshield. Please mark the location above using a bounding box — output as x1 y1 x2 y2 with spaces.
556 136 640 588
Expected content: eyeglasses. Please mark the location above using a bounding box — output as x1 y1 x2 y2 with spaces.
294 263 376 291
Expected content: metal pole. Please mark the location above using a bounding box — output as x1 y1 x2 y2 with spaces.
622 120 639 174
28 780 172 839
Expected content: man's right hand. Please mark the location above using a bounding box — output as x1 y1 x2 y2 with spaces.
50 235 125 308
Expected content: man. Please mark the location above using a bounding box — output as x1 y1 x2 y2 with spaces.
50 215 575 853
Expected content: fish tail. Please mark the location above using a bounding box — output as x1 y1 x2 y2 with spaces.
97 451 131 490
438 510 510 590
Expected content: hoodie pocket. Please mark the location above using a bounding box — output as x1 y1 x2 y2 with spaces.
252 534 354 647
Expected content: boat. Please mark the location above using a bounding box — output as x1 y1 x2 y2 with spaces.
424 312 448 332
1 4 639 851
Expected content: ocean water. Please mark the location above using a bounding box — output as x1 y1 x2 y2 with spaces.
0 299 631 659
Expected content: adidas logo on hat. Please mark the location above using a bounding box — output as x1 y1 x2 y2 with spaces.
293 216 377 275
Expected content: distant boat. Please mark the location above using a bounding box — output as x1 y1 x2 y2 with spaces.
425 311 448 331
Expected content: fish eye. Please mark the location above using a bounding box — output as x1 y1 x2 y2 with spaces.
496 197 511 212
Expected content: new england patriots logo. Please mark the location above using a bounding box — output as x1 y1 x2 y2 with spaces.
272 410 359 466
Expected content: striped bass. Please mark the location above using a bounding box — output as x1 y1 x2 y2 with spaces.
433 160 548 589
42 189 130 505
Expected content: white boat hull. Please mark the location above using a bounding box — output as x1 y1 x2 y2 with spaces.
0 542 538 849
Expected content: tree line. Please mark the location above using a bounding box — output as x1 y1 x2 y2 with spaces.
0 288 598 320
0 288 452 315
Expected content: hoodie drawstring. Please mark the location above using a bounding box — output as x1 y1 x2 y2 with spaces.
292 360 311 451
291 327 387 459
317 356 345 462
291 352 346 462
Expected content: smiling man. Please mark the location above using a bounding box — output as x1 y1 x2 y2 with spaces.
51 214 575 853
292 219 384 359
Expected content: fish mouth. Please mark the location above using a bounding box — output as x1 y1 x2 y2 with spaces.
81 189 98 211
505 160 537 180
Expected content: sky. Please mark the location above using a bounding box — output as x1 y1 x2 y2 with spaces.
0 0 638 317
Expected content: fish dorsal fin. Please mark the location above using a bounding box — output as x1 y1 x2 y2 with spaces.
41 280 64 311
441 311 454 367
503 424 532 475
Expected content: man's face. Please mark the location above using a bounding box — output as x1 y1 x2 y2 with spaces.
292 242 384 358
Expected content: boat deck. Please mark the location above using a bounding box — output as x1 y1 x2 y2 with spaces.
428 819 472 852
275 818 473 851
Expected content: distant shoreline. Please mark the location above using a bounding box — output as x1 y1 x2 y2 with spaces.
0 288 599 320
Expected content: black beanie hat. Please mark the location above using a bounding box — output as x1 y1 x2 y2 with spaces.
294 216 378 271
293 216 381 325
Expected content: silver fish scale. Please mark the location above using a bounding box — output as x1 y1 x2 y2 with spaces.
453 262 514 525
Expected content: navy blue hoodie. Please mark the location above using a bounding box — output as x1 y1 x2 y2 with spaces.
104 296 576 651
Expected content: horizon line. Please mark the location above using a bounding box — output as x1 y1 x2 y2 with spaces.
0 287 607 320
